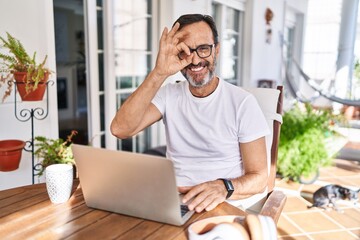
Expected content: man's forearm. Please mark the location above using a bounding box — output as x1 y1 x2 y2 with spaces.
110 70 165 139
229 138 268 199
111 22 193 139
229 170 268 200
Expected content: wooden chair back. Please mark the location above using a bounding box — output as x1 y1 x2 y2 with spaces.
245 86 285 224
244 86 283 192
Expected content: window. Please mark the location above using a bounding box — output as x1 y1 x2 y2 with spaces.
213 2 244 85
112 0 154 152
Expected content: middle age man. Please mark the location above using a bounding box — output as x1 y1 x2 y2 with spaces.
111 14 270 213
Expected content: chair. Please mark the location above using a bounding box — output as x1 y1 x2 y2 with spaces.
244 86 286 224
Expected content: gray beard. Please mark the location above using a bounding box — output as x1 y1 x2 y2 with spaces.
182 58 217 88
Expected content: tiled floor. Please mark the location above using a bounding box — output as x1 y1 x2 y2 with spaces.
275 141 360 240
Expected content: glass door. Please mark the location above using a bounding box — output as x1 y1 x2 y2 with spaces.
84 0 158 151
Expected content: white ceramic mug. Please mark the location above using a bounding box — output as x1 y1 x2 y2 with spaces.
45 164 73 204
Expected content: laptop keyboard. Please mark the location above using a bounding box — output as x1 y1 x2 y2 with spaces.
180 205 190 217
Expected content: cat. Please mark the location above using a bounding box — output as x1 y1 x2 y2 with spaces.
308 184 360 212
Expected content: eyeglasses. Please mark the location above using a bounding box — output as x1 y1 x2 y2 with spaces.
178 44 215 60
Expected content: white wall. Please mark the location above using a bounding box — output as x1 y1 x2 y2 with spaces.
0 0 58 190
245 0 308 87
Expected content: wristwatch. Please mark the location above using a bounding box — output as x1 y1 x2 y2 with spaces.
218 178 234 199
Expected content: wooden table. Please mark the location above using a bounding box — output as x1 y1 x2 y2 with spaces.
0 180 246 239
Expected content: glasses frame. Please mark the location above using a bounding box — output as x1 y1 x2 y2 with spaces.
178 44 216 60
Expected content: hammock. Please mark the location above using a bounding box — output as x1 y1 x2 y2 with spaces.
284 65 316 103
290 60 360 107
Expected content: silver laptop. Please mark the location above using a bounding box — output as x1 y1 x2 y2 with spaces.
72 144 194 226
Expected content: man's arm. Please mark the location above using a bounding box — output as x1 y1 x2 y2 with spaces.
179 137 268 212
110 22 193 139
110 72 164 139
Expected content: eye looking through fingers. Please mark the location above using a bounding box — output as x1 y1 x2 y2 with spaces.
176 42 191 59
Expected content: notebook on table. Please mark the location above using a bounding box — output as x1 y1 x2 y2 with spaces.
72 144 194 226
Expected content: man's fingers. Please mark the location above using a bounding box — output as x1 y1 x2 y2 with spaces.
194 196 214 213
167 22 180 38
182 185 203 204
173 30 188 42
159 27 169 43
178 186 191 194
177 42 193 67
167 23 188 46
205 198 223 212
180 56 193 67
182 181 227 212
176 42 190 56
188 192 207 211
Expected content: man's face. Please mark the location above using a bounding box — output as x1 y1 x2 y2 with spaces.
178 21 219 88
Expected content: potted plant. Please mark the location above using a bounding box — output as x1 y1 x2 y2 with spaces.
34 130 78 177
277 103 346 184
0 32 52 102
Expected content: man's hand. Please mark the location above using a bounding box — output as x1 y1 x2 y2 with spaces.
178 179 227 213
153 22 193 79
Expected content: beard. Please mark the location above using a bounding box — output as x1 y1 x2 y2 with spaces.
181 56 217 88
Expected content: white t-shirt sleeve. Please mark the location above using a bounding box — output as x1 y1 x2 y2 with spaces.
237 94 270 143
151 85 167 115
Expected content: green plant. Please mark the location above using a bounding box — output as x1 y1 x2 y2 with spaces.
34 130 77 176
0 32 51 102
278 103 336 181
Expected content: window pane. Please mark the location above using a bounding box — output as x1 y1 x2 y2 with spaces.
114 52 150 89
226 8 239 30
136 128 151 152
224 8 239 61
224 31 239 56
98 52 104 91
97 9 103 50
101 133 105 148
223 58 238 81
118 76 132 89
116 93 131 109
113 0 151 51
121 138 133 151
100 94 105 130
212 4 242 86
112 0 153 153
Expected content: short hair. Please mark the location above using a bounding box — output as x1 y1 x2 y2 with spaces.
173 14 219 44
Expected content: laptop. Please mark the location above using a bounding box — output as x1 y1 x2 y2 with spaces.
72 144 195 226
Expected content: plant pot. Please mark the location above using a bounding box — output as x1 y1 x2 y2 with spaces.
14 72 49 101
0 139 26 171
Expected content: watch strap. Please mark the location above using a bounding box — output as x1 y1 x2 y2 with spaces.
218 178 234 199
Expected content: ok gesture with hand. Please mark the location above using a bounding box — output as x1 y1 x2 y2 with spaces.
154 22 193 79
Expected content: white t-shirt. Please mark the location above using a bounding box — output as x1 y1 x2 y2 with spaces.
152 79 270 187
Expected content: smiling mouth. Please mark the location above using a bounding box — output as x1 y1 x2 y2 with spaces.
187 62 208 72
190 65 205 72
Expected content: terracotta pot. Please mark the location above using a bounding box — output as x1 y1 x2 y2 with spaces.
14 72 49 101
0 140 26 171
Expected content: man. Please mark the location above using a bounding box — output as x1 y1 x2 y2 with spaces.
111 14 270 213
